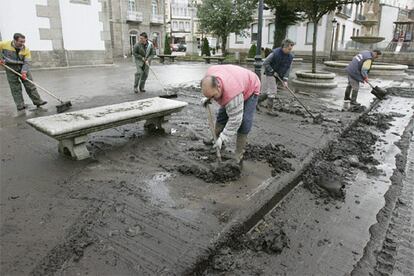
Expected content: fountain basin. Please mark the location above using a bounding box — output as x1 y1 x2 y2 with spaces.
350 36 385 44
324 61 408 80
292 70 338 89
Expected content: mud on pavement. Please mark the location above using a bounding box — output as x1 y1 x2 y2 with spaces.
198 93 414 275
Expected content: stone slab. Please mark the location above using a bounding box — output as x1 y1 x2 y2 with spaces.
26 97 188 138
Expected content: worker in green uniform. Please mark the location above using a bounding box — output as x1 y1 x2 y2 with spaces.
133 32 156 93
0 33 47 111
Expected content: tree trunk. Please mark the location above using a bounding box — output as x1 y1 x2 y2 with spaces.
312 19 319 74
221 35 227 56
273 15 288 49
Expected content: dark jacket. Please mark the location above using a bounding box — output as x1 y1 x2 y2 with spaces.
263 47 294 80
345 50 374 82
133 41 155 68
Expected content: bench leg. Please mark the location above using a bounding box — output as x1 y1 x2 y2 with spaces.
160 57 165 63
144 116 171 133
58 135 90 160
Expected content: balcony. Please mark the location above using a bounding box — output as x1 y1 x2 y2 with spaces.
354 14 366 23
150 14 164 25
126 10 143 22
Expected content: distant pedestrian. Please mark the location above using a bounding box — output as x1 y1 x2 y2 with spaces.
0 33 47 111
344 49 382 106
200 65 261 165
261 39 295 109
133 32 155 93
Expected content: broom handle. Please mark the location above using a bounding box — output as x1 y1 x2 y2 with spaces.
1 63 63 103
206 104 222 162
275 75 316 120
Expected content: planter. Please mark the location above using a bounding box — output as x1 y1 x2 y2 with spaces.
292 70 338 89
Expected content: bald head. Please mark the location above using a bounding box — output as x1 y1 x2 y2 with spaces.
201 75 221 99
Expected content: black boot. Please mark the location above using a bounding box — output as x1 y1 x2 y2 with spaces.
350 89 360 105
344 85 352 100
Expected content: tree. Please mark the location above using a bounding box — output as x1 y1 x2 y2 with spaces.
202 38 211 56
265 1 303 49
248 44 257 58
285 0 366 73
164 34 171 55
197 0 257 55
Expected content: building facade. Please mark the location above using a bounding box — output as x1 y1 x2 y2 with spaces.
0 0 113 67
108 0 165 57
227 3 364 58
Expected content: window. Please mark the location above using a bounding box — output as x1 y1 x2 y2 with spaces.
235 34 244 44
287 25 297 43
352 28 356 36
128 0 136 11
251 23 258 42
179 21 184 31
185 22 190 31
306 22 314 44
173 21 178 30
356 29 360 36
268 23 275 45
152 0 158 15
70 0 91 4
341 24 346 44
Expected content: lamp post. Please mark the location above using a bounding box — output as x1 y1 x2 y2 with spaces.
254 0 264 79
329 18 337 61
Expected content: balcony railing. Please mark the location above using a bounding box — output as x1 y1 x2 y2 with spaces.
150 14 164 24
127 10 143 22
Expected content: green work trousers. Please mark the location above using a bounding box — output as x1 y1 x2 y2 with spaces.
134 63 149 90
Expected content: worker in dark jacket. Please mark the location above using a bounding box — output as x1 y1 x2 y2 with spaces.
345 49 381 105
0 33 47 111
261 39 295 109
133 32 156 93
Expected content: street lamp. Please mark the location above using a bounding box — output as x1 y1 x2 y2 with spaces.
329 18 338 61
254 0 264 79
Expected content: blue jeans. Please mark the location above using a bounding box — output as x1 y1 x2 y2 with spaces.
216 94 258 135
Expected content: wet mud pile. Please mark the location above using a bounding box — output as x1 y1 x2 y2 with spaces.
386 87 414 98
264 97 307 117
244 143 296 176
176 162 241 183
303 113 395 199
204 224 290 274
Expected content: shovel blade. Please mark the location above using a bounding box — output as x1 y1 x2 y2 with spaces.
371 86 386 100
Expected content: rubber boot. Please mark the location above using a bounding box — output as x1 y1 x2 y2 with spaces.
235 133 248 167
350 89 360 105
344 85 352 100
267 94 275 111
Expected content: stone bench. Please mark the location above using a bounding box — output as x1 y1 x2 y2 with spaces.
26 97 188 160
157 54 176 63
203 56 225 64
246 57 303 63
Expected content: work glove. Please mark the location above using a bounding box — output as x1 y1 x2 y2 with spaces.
213 136 223 150
363 76 368 83
0 59 5 65
273 72 280 79
283 81 289 88
21 71 27 81
201 97 211 107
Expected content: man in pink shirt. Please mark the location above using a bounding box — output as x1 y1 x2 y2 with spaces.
201 65 261 164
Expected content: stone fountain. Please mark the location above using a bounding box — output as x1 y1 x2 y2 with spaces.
350 3 385 48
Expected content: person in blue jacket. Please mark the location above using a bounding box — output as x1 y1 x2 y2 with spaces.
261 39 295 109
345 49 382 105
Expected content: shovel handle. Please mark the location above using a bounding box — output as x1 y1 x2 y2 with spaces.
274 75 316 120
206 105 222 162
1 63 63 103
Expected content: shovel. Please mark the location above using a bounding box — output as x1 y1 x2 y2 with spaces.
367 81 387 100
1 64 72 113
147 65 178 99
274 75 323 124
206 104 222 163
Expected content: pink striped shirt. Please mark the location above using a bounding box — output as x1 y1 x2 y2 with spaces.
206 65 261 107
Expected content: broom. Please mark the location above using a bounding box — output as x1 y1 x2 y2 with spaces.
2 64 72 113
